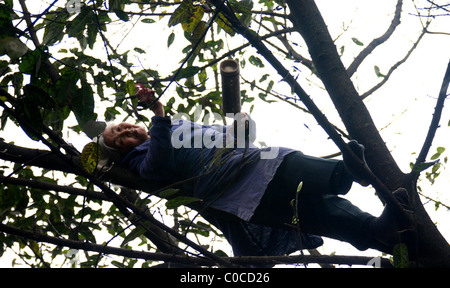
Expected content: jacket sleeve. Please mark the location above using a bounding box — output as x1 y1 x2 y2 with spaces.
139 116 174 180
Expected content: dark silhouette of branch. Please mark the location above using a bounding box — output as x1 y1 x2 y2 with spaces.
241 76 351 140
0 176 109 201
347 0 403 77
0 222 393 267
18 0 61 84
0 222 208 267
413 59 450 172
361 26 428 100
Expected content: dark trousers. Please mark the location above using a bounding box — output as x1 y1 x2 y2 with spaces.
250 152 375 251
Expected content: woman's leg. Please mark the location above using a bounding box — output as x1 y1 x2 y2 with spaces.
250 152 395 253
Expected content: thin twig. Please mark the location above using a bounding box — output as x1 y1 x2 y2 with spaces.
361 25 428 100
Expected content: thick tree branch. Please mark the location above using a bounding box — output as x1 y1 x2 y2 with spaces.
285 0 406 190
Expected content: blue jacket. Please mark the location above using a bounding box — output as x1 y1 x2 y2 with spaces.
121 116 322 258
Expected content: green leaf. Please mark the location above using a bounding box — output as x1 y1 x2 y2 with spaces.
167 32 175 47
230 0 253 14
175 66 200 80
393 243 409 268
14 84 53 140
374 65 385 78
3 0 13 8
216 13 236 36
413 160 439 173
259 74 269 83
114 9 129 22
249 55 264 68
18 49 42 75
431 147 445 160
42 8 70 46
87 18 99 49
55 69 79 106
190 20 208 43
215 13 235 36
81 142 102 173
126 79 136 95
121 226 146 247
68 6 92 38
165 196 201 209
158 188 180 198
111 260 126 268
109 0 128 21
168 1 191 27
183 5 205 34
352 37 364 46
134 47 145 54
290 199 295 207
214 250 229 257
141 18 156 24
71 78 96 127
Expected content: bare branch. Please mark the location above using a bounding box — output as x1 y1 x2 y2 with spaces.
426 0 450 13
0 176 109 202
361 26 428 100
347 0 403 77
413 59 450 173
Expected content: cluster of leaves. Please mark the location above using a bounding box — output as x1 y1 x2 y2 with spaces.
0 0 280 267
0 167 102 266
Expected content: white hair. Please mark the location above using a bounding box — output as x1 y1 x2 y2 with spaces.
93 122 123 167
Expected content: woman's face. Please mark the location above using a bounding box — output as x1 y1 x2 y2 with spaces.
102 123 149 154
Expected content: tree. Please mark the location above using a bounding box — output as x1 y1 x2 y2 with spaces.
0 0 449 268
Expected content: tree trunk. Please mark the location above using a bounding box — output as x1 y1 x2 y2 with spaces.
285 0 450 267
286 0 404 188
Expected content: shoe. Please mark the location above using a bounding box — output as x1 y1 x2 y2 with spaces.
368 188 411 253
343 140 371 187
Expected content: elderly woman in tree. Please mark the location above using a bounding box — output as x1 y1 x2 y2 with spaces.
97 86 406 260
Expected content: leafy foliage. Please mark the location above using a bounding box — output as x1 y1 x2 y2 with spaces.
0 0 275 267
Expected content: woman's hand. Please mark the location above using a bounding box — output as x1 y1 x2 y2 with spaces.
135 83 165 117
